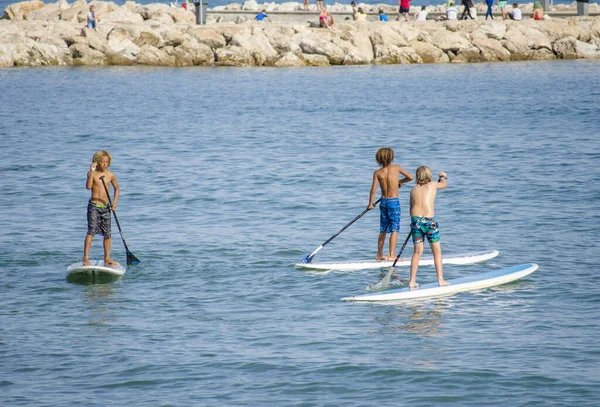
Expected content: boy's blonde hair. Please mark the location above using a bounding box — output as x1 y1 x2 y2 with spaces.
375 148 394 167
92 150 112 166
415 166 432 185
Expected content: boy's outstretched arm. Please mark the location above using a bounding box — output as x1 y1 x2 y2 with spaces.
367 172 378 209
436 171 448 189
398 166 415 185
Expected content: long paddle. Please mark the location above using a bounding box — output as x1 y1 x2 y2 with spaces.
300 198 381 264
100 176 140 266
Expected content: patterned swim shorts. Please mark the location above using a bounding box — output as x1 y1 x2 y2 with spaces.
410 216 440 244
87 201 111 238
380 198 401 233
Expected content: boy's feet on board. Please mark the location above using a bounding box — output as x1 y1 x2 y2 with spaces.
408 281 420 289
82 258 91 266
438 280 451 287
376 256 388 261
104 259 120 267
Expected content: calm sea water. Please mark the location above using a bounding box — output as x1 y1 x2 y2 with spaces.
1 61 599 406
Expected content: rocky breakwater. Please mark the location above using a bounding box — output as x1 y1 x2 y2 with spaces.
1 0 600 67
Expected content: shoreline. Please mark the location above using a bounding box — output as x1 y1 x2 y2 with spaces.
1 1 599 67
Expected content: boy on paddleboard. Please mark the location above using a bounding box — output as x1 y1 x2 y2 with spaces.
83 150 120 266
368 147 414 261
408 166 450 288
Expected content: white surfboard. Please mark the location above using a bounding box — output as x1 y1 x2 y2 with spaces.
67 260 126 277
342 263 538 302
296 250 499 271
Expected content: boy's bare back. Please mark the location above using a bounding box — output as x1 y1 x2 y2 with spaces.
410 172 447 217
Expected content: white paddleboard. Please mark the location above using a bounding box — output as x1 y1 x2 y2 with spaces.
296 250 499 271
342 263 538 302
67 260 126 277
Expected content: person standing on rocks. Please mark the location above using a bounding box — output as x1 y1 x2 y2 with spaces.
397 0 412 21
485 0 494 19
498 0 508 19
86 5 99 30
460 0 474 19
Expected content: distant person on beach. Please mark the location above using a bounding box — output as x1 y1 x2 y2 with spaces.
508 3 522 20
319 7 334 27
367 148 414 262
351 1 358 19
83 150 120 267
317 0 324 10
485 0 494 19
461 0 474 19
255 10 270 22
532 1 544 20
438 1 458 20
397 0 411 21
379 9 388 21
304 0 309 11
407 166 450 289
498 0 508 19
86 5 99 29
415 5 428 20
355 7 367 20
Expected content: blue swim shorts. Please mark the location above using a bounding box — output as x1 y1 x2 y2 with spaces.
380 198 401 233
410 216 440 244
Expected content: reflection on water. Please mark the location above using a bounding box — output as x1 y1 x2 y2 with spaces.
66 272 121 286
83 282 118 326
374 300 450 337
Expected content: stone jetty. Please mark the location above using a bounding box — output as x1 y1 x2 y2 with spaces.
1 0 600 67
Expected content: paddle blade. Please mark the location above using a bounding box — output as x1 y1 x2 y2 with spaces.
127 250 140 266
367 268 395 291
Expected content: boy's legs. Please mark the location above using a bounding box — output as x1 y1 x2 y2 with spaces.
430 242 450 286
377 232 387 261
103 237 117 265
408 242 423 288
388 231 398 260
83 234 94 265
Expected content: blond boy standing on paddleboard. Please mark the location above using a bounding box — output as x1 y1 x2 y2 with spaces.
83 150 120 267
368 148 414 261
408 166 450 288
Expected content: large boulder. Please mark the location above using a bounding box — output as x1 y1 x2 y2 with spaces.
81 27 110 53
299 31 347 65
0 44 14 67
70 43 107 65
215 45 255 66
187 26 227 49
430 28 472 53
553 36 578 59
179 40 214 65
107 29 140 59
166 8 195 24
471 21 507 41
136 44 175 65
409 40 449 63
373 45 422 64
575 39 600 58
60 0 88 23
101 7 145 25
229 28 279 65
471 34 511 61
3 0 45 20
273 51 306 67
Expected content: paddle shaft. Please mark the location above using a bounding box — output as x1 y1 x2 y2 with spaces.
305 198 381 263
99 176 138 265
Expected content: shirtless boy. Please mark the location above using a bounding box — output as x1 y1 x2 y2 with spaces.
368 148 414 261
83 150 120 266
408 166 450 288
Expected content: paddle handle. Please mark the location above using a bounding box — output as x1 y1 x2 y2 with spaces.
391 231 412 267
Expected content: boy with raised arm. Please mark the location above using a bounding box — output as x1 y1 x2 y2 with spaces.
83 150 120 266
408 166 450 288
368 148 414 261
